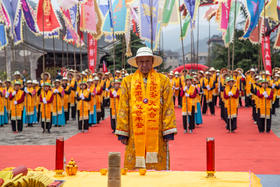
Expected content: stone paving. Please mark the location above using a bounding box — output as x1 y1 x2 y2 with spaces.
0 108 110 145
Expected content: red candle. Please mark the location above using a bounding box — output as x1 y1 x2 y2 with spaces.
206 137 215 173
55 137 64 171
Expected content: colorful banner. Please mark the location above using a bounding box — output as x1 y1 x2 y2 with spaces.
200 0 215 7
204 6 217 21
220 0 231 31
103 0 128 34
243 0 264 38
263 7 280 36
162 0 175 26
139 0 159 45
61 5 80 44
274 28 280 49
88 34 97 73
261 35 272 74
103 61 108 73
80 0 97 34
260 0 278 21
0 24 8 49
223 1 240 47
181 14 191 39
184 0 196 20
243 17 262 44
1 0 20 27
36 0 61 33
0 3 11 27
21 0 37 33
13 9 22 44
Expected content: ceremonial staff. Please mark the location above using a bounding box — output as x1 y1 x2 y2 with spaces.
81 91 84 133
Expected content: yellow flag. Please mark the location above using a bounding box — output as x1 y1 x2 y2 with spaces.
261 0 278 21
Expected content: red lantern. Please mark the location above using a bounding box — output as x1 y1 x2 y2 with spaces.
55 137 64 176
206 137 215 177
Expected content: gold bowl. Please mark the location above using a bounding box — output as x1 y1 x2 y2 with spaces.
139 169 147 176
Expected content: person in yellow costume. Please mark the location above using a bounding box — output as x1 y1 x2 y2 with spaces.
116 47 177 170
9 81 25 133
180 75 198 134
40 83 54 133
271 74 280 115
172 71 181 107
40 72 52 86
250 75 260 124
202 71 216 115
62 77 71 123
23 80 36 127
4 80 12 124
77 81 91 133
209 68 218 106
245 68 255 107
0 81 5 127
256 79 274 133
87 78 96 126
223 77 239 132
52 80 66 127
103 72 112 107
109 79 121 133
97 72 105 120
32 80 40 124
67 72 77 120
92 76 103 124
12 71 23 87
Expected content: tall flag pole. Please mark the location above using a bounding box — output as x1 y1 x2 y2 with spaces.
178 0 186 72
231 0 237 71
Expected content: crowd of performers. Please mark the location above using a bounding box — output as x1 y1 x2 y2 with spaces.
168 67 280 133
0 69 127 133
0 67 279 134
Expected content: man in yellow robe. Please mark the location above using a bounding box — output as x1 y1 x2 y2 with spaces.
116 47 177 171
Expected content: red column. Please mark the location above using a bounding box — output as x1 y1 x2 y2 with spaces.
206 137 215 177
55 137 64 171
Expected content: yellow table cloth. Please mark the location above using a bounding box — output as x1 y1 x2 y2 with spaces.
43 171 262 187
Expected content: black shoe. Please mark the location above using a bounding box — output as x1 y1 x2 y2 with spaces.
48 129 51 133
55 125 58 127
42 130 45 133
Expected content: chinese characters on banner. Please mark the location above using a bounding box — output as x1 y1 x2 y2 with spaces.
261 35 272 74
88 34 97 73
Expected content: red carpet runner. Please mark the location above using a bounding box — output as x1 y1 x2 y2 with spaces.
1 106 280 174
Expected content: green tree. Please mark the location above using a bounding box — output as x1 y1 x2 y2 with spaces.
209 29 280 72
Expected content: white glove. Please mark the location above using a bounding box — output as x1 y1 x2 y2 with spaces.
228 91 233 96
80 93 84 98
185 93 189 97
184 86 187 92
43 97 47 104
24 87 28 93
54 89 59 93
217 73 220 76
264 94 269 98
5 92 9 98
81 95 85 100
41 83 44 87
12 91 16 96
272 84 276 89
263 91 267 96
14 101 17 105
242 74 246 78
106 88 109 92
175 87 179 90
112 90 117 97
207 85 210 90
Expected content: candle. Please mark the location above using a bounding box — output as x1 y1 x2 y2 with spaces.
206 137 215 176
55 137 64 171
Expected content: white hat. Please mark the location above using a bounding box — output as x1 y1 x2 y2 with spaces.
209 67 216 72
62 77 68 81
174 71 179 75
87 79 93 82
93 76 99 81
54 79 61 83
205 71 211 75
127 47 162 68
32 80 39 84
249 68 255 72
265 70 271 75
125 73 129 77
13 71 21 76
26 80 32 84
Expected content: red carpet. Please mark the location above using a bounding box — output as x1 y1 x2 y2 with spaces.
1 106 280 174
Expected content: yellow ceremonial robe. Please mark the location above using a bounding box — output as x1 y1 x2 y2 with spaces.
116 71 177 170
